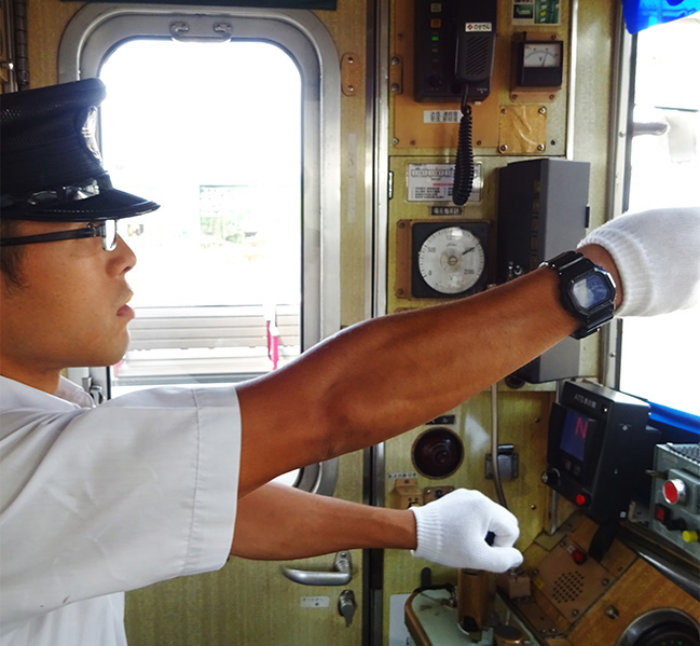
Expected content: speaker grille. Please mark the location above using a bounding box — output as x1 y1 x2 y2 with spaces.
552 571 584 603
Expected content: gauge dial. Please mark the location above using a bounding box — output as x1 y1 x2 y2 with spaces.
417 226 485 295
523 42 562 68
516 40 564 87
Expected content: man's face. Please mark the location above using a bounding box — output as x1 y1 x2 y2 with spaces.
0 219 137 388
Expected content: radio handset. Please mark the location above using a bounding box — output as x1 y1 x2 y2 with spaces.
452 23 496 206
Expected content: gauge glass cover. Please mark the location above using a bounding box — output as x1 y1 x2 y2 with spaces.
417 226 485 294
523 42 562 68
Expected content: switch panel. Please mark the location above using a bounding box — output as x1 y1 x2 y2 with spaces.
650 443 700 561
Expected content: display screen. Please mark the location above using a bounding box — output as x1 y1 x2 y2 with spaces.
559 408 596 462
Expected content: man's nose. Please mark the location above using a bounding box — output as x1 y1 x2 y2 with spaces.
113 234 137 273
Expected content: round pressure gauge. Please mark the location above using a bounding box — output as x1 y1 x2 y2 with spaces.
411 222 488 298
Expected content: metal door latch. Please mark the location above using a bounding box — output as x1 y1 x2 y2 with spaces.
337 589 356 627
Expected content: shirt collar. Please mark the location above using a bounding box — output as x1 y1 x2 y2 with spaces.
0 375 95 410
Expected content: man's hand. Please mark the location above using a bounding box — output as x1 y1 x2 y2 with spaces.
409 488 523 572
578 206 700 317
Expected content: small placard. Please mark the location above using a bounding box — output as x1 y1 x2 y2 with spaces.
300 596 330 609
423 110 461 124
387 471 418 480
406 163 481 202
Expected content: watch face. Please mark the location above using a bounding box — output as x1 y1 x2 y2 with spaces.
571 271 615 311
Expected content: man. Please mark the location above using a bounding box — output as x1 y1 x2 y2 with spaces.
1 79 698 646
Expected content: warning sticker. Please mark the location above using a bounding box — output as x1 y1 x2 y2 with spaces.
406 163 482 203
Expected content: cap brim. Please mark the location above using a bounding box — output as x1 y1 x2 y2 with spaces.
1 188 160 221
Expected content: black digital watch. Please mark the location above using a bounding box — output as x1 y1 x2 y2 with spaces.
540 251 617 339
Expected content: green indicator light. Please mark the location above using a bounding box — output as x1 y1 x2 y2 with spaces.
431 35 439 42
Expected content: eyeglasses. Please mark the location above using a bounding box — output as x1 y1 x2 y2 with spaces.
0 220 118 252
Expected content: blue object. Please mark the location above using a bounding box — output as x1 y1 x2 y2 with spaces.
649 401 700 437
622 0 699 33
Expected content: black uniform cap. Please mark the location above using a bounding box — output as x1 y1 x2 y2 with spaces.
0 78 159 221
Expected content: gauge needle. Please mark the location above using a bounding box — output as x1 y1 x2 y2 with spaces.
462 247 475 255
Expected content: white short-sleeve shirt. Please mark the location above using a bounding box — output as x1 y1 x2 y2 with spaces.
0 376 241 646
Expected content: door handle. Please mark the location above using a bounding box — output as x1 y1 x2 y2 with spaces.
281 551 352 586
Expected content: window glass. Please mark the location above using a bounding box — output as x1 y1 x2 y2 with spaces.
98 39 302 392
620 14 700 416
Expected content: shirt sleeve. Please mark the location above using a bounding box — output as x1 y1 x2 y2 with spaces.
0 385 241 630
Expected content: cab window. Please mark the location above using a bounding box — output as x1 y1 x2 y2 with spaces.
619 13 700 418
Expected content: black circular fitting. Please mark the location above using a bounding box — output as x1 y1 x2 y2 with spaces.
412 427 464 479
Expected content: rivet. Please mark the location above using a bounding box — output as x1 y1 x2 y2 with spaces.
605 605 619 619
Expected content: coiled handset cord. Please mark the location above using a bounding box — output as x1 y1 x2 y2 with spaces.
452 85 475 206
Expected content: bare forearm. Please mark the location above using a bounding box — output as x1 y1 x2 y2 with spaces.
237 247 620 495
231 482 416 560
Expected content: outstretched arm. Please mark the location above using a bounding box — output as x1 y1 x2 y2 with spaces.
231 482 415 560
231 482 523 572
236 245 620 496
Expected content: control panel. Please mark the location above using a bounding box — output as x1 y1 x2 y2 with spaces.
650 443 700 561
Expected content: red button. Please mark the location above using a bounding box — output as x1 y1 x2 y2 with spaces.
571 549 587 565
663 479 687 505
575 493 589 507
655 504 670 523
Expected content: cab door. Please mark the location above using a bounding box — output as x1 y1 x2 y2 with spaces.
59 6 369 645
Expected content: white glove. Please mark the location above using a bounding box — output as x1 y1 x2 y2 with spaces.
409 488 523 572
578 206 700 317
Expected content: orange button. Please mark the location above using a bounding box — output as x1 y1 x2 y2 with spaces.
430 18 442 28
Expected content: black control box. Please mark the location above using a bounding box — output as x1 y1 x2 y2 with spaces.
497 158 590 383
545 380 653 522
